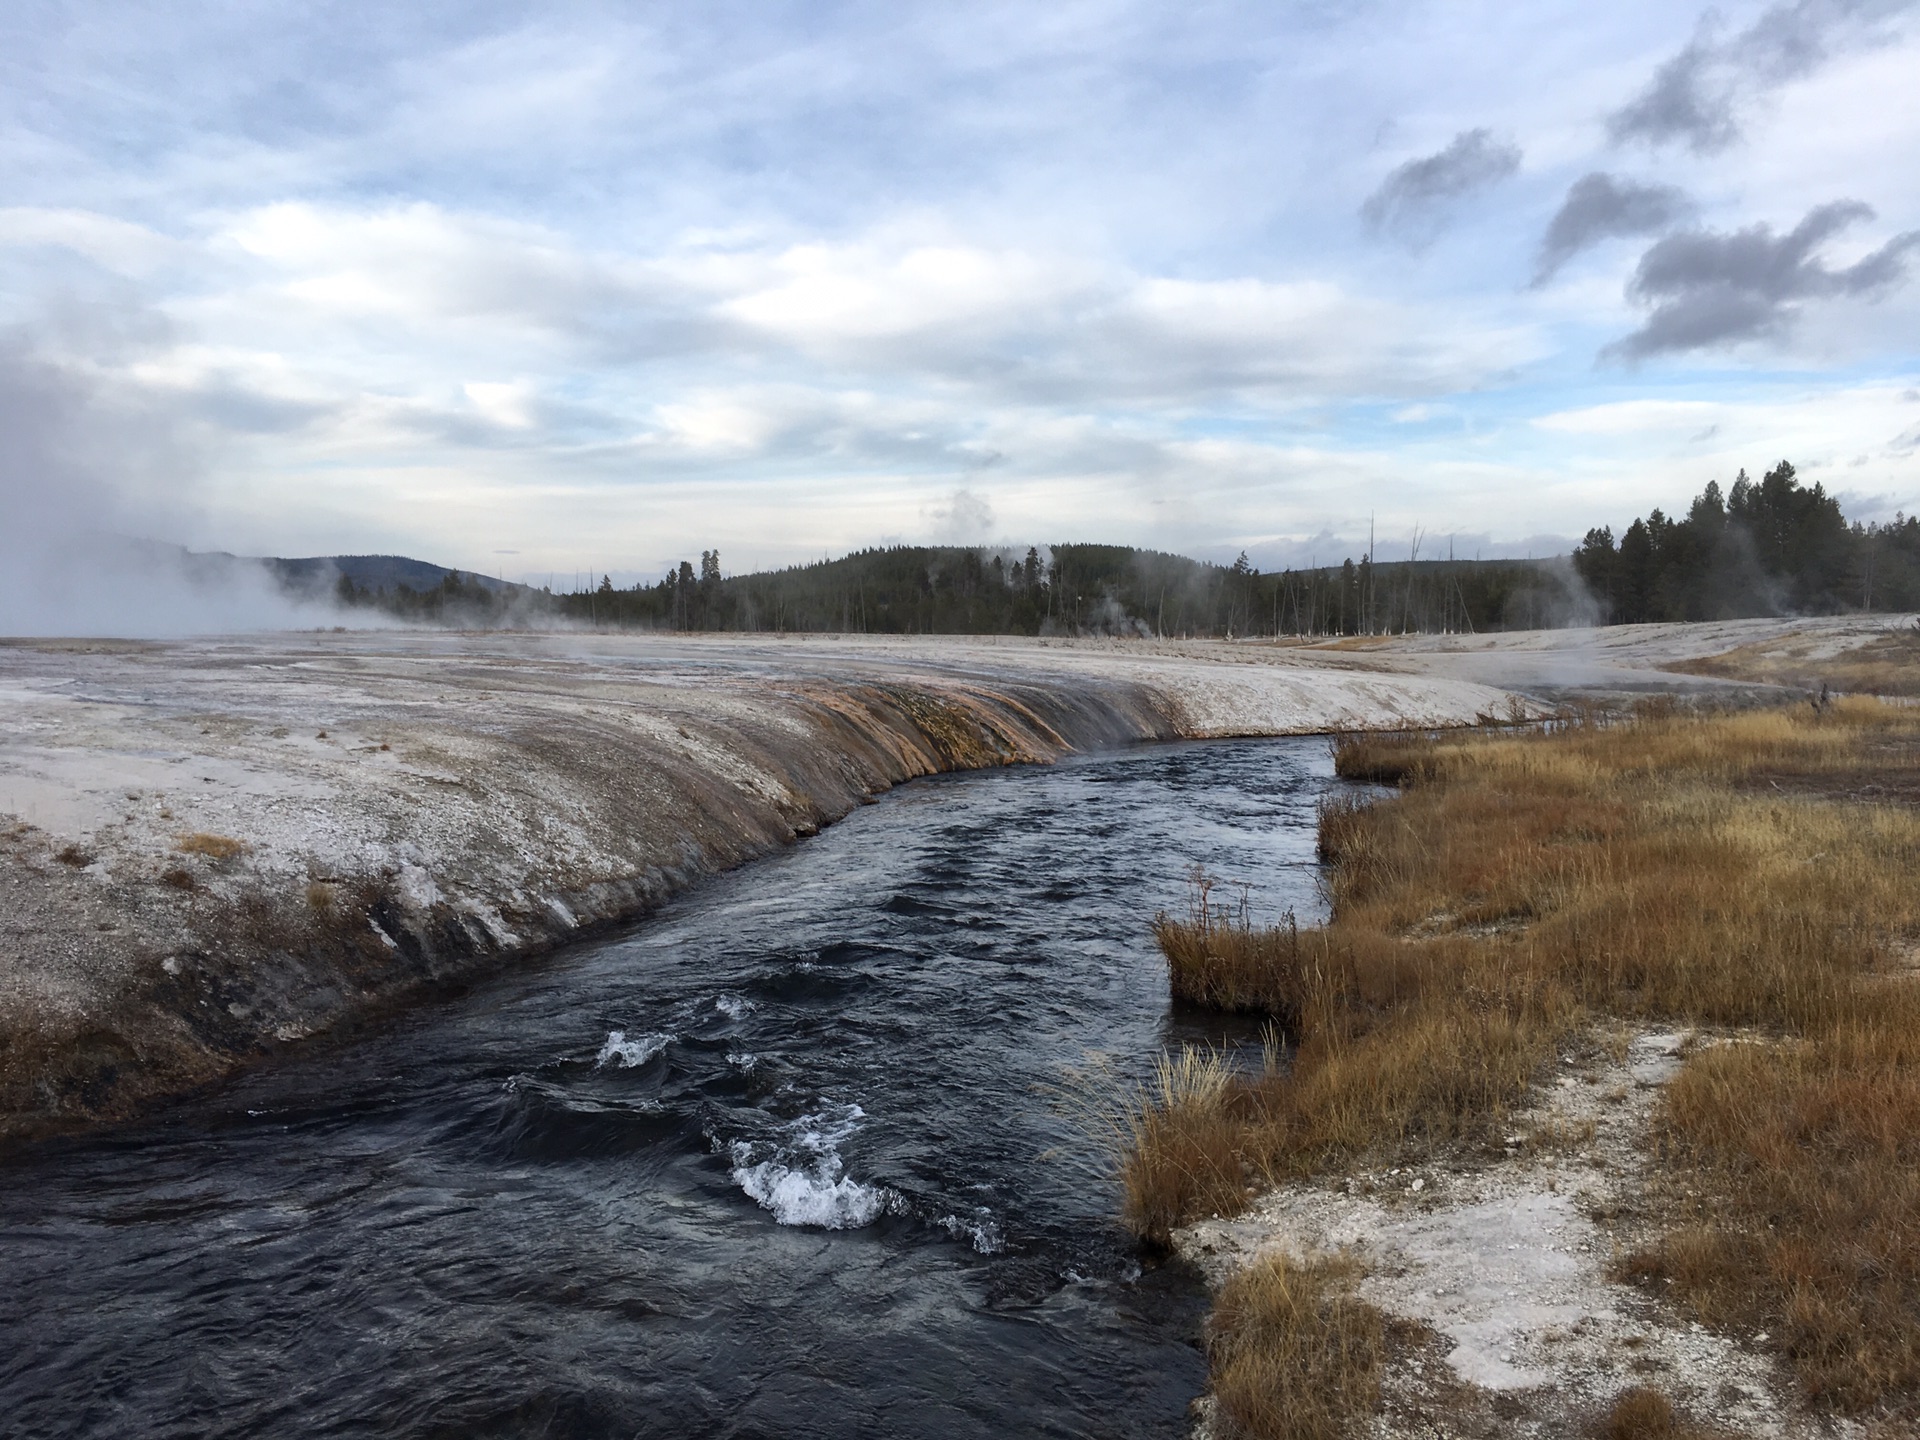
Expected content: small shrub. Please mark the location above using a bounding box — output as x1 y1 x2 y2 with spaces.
54 844 93 867
158 867 198 891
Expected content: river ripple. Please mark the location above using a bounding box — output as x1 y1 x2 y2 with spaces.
0 736 1341 1439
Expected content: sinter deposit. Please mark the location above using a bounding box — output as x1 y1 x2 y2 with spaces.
1 629 1531 1139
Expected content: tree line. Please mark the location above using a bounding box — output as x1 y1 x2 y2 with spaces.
1572 461 1920 623
321 458 1920 636
328 542 1579 637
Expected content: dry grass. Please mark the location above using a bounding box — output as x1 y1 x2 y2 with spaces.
1596 1385 1728 1439
1620 987 1920 1412
1208 1250 1385 1440
1118 1046 1250 1238
175 831 248 860
1126 697 1920 1416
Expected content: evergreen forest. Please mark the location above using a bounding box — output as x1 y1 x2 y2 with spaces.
316 460 1920 636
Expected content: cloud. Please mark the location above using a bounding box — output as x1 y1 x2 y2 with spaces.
211 206 1539 411
4 7 1919 577
1606 34 1738 154
0 207 181 277
1534 173 1693 284
1532 398 1727 436
1360 129 1523 248
1605 201 1920 360
1609 0 1916 152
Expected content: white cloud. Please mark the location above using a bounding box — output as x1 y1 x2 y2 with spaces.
1533 398 1727 436
1 1 1918 594
0 207 179 275
463 380 537 429
722 240 1079 344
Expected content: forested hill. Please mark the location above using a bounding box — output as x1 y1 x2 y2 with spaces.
304 460 1920 635
270 554 524 597
310 541 1571 636
544 544 1575 637
1572 462 1920 623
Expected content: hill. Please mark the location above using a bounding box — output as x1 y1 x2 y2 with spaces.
267 555 525 597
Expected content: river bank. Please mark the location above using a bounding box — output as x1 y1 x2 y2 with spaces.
0 629 1534 1142
1134 697 1920 1436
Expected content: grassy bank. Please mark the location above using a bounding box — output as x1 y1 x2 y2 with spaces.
1126 699 1920 1431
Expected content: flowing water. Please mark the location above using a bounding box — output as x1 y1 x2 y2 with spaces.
0 737 1343 1439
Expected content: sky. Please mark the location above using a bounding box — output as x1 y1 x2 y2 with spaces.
3 0 1919 588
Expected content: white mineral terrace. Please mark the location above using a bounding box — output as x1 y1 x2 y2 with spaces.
0 619 1887 1135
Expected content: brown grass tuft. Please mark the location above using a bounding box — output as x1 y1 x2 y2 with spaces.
1120 1046 1247 1246
53 844 93 867
1124 697 1920 1415
158 867 197 891
175 832 248 860
1599 1386 1675 1439
1595 1384 1729 1440
1208 1250 1384 1440
1329 730 1435 785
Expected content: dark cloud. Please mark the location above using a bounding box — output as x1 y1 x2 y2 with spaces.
1609 1 1916 152
1534 173 1693 284
1605 201 1920 361
1360 129 1522 248
1606 38 1738 153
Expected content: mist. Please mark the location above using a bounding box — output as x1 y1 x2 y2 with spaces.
0 342 339 638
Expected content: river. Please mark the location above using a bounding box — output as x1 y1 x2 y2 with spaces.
0 736 1341 1439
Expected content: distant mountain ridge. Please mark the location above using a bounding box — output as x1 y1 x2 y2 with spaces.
267 554 526 596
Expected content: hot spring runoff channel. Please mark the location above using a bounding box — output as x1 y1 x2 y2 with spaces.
1 737 1349 1439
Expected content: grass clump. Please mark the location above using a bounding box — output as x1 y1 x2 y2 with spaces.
1208 1251 1384 1440
1119 1046 1247 1241
1595 1385 1731 1440
1125 697 1920 1416
1622 987 1920 1412
176 832 248 860
1327 730 1435 785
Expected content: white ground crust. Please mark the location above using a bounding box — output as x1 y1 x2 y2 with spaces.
1176 1032 1854 1438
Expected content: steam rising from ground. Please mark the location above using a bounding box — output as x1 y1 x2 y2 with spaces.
0 341 338 638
